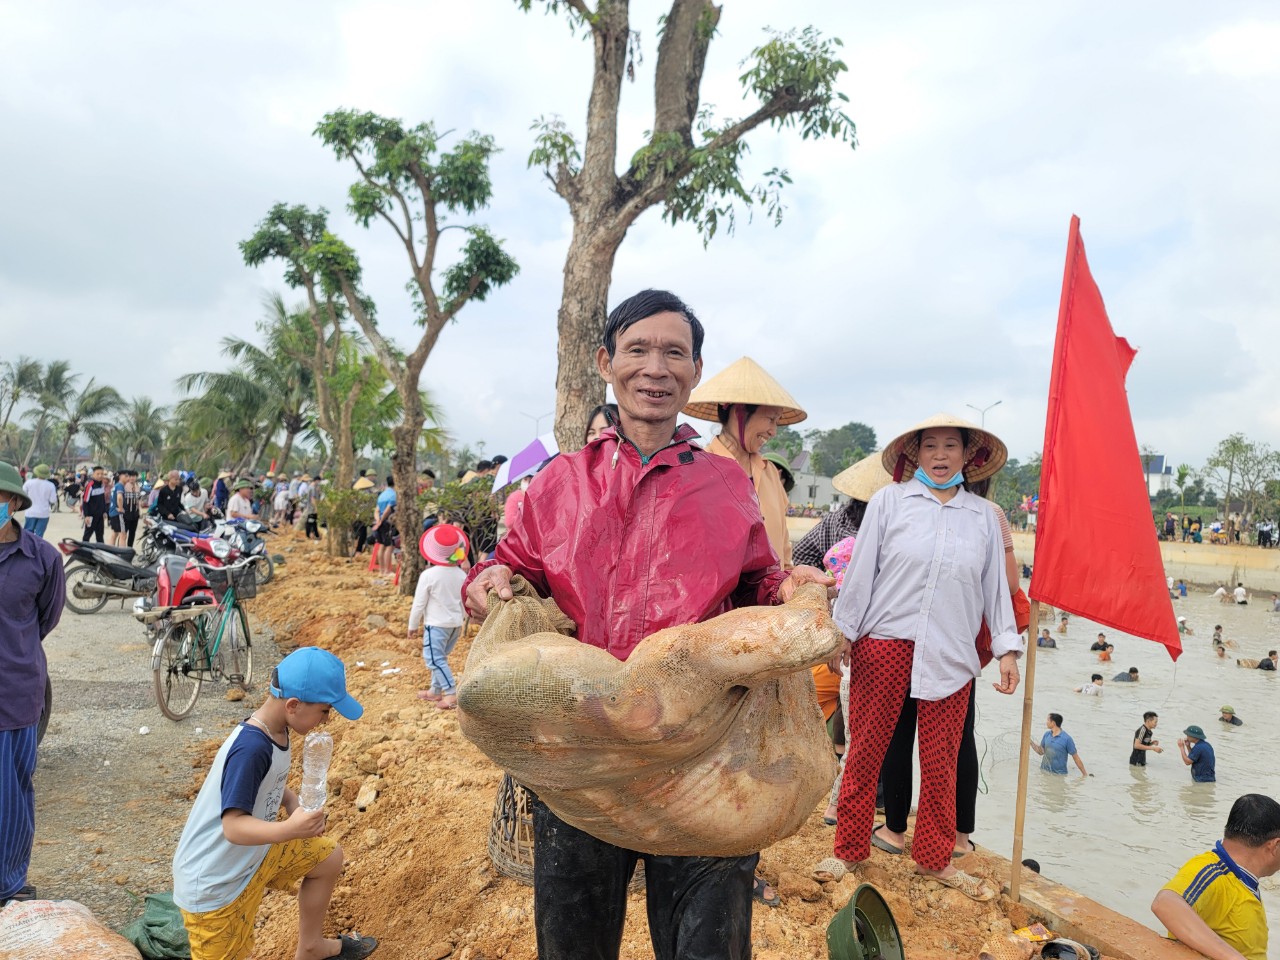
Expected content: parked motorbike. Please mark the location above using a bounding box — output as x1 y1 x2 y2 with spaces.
131 536 234 640
58 539 159 615
216 517 274 584
134 512 215 565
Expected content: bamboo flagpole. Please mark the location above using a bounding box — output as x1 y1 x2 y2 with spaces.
1009 599 1039 901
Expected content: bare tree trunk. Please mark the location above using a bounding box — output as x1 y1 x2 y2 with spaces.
55 428 75 472
278 429 297 473
391 351 430 595
553 226 625 452
23 417 45 467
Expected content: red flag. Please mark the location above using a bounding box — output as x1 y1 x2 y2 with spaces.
1031 216 1181 660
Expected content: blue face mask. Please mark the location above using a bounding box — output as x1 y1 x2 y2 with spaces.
914 466 964 490
0 502 10 526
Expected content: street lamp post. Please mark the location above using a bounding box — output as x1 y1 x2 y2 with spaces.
965 400 1003 428
521 410 555 435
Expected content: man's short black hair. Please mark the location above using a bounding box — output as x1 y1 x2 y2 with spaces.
1143 711 1158 721
92 464 103 472
1021 858 1041 873
1048 713 1064 727
385 476 394 487
1091 674 1102 682
602 289 704 361
1224 794 1280 847
476 460 493 473
1270 650 1278 658
421 468 436 480
1128 667 1139 674
491 455 507 465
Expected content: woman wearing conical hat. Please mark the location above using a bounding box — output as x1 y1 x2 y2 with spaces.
830 413 1023 901
684 357 806 569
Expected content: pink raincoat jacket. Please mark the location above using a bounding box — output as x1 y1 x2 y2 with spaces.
463 424 787 661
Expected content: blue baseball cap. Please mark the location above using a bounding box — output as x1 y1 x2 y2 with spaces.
269 647 363 720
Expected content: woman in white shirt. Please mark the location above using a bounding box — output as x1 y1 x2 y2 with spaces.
830 414 1023 900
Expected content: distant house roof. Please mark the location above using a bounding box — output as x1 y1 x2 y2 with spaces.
1144 455 1166 475
790 451 812 473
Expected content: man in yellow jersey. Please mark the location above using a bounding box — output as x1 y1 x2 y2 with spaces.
1152 794 1280 960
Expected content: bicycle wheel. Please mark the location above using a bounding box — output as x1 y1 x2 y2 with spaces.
153 621 203 720
224 603 253 689
63 563 109 615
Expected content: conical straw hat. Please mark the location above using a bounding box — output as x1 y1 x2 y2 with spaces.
881 412 1008 484
832 451 894 502
683 357 807 425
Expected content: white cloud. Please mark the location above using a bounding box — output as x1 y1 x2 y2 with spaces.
0 0 1276 473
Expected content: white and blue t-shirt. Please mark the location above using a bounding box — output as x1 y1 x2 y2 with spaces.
173 722 291 912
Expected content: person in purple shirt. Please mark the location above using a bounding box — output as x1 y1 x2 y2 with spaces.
0 462 66 905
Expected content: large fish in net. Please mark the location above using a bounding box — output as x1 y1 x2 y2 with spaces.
458 578 844 857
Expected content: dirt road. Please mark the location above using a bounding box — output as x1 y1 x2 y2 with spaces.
29 508 282 928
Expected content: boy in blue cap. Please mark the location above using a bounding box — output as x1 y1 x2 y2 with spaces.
172 647 377 960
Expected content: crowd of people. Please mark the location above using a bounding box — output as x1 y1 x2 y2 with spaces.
1162 510 1280 547
2 288 1278 960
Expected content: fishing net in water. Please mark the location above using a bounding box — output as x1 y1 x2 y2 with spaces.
458 578 844 857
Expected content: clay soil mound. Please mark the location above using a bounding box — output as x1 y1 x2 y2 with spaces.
234 536 1048 960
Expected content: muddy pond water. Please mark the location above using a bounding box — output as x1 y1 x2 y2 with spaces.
960 585 1280 945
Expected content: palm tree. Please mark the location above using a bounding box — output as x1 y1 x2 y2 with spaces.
53 379 123 469
0 356 43 430
108 397 170 468
176 294 317 474
22 361 79 467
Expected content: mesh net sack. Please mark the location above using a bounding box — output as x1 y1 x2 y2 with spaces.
458 578 844 857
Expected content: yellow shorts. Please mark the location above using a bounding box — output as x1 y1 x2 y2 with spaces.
180 835 338 960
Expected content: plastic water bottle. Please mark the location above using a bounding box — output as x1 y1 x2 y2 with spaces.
299 731 333 812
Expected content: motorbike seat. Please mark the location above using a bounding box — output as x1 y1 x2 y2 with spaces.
167 518 203 532
177 595 214 608
82 542 136 561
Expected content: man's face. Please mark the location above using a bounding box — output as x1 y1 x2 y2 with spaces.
92 468 104 482
168 472 180 488
1146 717 1159 730
596 312 701 428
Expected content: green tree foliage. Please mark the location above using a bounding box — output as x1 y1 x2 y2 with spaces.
312 107 518 592
52 379 122 469
762 425 805 460
803 422 877 476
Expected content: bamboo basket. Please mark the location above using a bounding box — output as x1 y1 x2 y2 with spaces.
487 774 644 891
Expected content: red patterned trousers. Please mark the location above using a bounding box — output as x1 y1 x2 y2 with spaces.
835 637 971 871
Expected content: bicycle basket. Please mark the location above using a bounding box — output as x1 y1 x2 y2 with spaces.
208 565 257 600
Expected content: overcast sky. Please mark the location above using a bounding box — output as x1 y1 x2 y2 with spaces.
1 1 1276 470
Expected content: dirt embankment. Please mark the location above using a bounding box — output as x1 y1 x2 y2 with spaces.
243 537 1061 960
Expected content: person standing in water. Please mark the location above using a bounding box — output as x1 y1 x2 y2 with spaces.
1130 712 1162 766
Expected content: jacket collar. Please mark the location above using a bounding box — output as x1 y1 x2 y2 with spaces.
1 521 38 559
606 422 702 467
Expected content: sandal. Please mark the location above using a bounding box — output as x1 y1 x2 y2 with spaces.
811 857 848 883
333 932 379 959
870 825 905 856
752 875 780 908
436 695 457 711
952 840 977 859
416 690 442 701
1 885 36 907
922 868 996 902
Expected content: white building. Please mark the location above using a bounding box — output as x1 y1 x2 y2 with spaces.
1144 455 1174 498
785 451 850 510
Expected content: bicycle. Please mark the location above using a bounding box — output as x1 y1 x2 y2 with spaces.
152 559 256 720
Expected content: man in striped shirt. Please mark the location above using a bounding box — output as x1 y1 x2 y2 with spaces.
1152 794 1280 960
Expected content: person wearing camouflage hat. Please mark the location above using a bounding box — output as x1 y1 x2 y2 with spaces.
0 461 66 905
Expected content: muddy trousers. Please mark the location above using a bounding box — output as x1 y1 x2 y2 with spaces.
0 725 37 900
881 679 979 836
835 638 970 872
530 796 756 960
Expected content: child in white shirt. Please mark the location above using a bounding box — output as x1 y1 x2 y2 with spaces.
409 524 470 710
